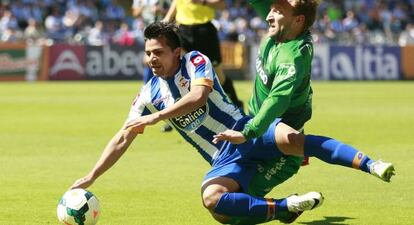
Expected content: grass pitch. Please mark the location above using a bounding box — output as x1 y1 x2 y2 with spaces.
0 81 413 225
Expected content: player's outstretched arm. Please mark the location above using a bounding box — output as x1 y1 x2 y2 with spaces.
70 127 139 189
125 85 210 131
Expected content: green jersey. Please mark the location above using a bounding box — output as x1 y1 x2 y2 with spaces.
242 32 314 139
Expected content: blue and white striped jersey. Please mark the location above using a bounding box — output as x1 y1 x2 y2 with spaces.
126 51 246 164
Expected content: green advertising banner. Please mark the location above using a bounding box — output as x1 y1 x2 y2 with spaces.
0 43 27 80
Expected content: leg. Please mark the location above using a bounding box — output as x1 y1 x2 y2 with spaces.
274 123 304 156
201 177 240 224
202 177 323 224
202 137 324 224
274 123 395 182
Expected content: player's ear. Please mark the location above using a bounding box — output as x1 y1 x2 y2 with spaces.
173 47 181 58
295 14 305 26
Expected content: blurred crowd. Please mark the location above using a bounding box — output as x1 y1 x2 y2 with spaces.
217 0 414 46
1 0 414 46
0 0 128 45
313 0 414 46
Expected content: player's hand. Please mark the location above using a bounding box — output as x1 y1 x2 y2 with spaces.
125 114 160 132
213 130 246 144
70 175 95 190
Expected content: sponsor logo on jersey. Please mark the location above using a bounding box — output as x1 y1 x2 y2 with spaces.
257 157 287 181
190 54 206 67
256 56 268 84
171 104 208 132
274 63 296 82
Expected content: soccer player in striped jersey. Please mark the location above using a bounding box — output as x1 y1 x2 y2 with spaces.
71 22 394 224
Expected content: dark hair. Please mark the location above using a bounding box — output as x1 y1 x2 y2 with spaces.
144 22 181 50
292 0 319 31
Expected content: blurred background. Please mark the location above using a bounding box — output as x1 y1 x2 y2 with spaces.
1 2 413 224
0 0 414 81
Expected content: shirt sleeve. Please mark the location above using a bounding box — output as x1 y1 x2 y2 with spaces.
124 84 152 125
185 51 214 90
242 60 302 140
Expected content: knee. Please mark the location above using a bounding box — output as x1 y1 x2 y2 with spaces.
202 188 231 224
200 177 239 223
202 186 225 211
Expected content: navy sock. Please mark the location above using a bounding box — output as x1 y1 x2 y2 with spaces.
304 135 374 173
214 192 287 222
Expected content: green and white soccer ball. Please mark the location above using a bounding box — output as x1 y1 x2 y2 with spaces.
57 188 100 225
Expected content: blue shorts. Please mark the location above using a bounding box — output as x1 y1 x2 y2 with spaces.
202 118 284 192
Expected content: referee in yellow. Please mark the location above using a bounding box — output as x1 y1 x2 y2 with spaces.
164 0 243 109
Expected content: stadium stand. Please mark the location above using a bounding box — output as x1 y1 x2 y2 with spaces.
0 0 413 46
1 0 414 81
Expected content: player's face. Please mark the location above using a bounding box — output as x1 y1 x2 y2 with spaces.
145 37 181 79
266 0 301 41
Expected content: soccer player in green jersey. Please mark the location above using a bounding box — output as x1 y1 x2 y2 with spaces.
213 0 395 210
244 0 315 143
214 0 318 198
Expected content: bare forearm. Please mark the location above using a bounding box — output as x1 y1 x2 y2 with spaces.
88 129 137 180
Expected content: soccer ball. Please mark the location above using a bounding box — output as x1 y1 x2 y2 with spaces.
57 188 100 225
